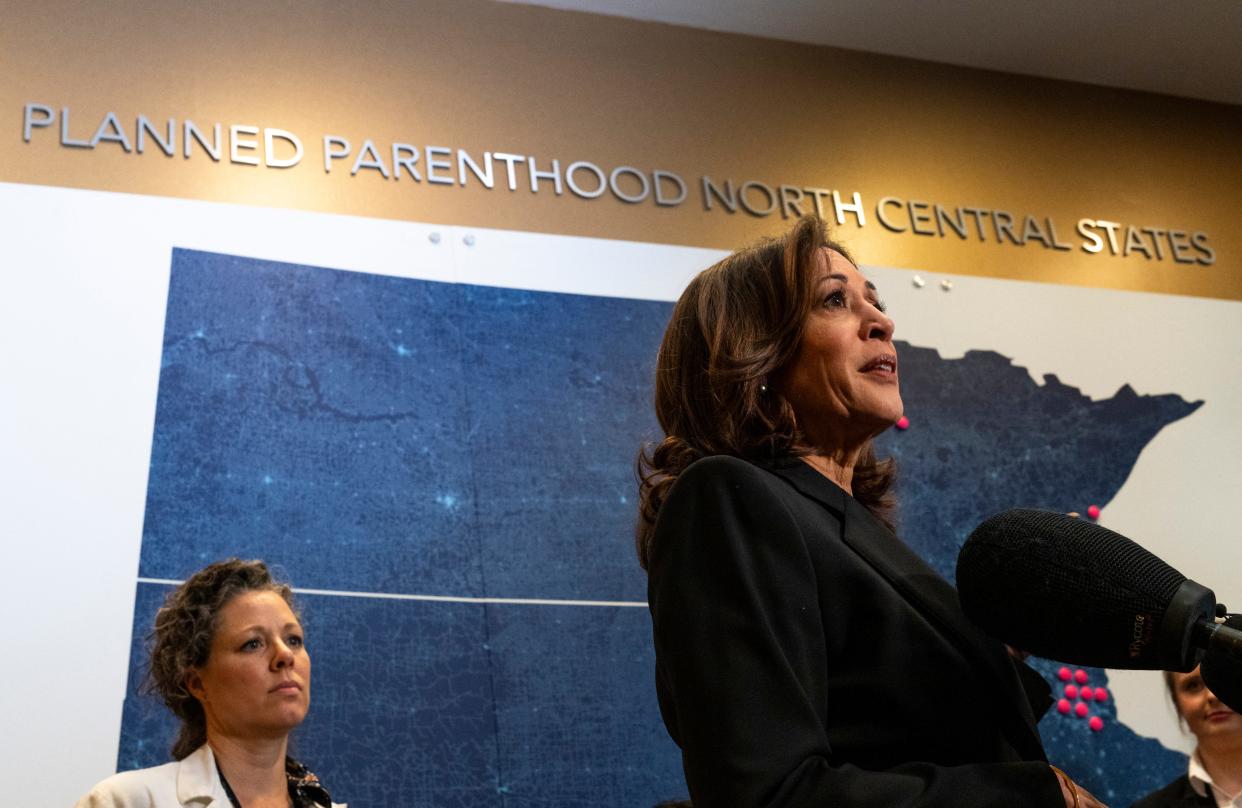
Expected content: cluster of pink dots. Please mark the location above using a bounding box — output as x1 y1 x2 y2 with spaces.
893 419 1108 726
1056 667 1108 732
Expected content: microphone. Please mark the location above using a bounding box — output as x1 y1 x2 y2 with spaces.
956 509 1239 681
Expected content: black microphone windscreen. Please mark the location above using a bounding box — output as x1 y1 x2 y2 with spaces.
957 509 1188 669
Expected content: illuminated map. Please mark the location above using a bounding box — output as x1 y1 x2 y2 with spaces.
119 250 1200 806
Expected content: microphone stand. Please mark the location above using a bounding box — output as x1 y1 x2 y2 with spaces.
1200 614 1242 714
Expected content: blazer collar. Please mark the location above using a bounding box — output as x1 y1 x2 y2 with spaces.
1180 770 1218 806
763 456 1048 761
1187 752 1226 803
764 458 976 648
758 454 848 515
178 744 228 806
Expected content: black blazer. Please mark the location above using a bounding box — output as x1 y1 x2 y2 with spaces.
1132 775 1214 808
647 455 1064 808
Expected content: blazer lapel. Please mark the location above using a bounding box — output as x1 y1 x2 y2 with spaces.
766 458 1048 761
178 744 229 806
1182 776 1218 806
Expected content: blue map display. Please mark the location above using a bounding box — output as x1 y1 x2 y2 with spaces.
120 249 1201 806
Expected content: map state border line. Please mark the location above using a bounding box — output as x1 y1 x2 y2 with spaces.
135 577 649 607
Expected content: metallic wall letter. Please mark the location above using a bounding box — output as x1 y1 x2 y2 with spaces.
322 136 351 172
350 139 389 178
264 128 303 168
136 116 175 156
652 170 687 206
1192 232 1215 265
59 107 91 148
458 150 495 188
875 197 906 232
1167 231 1196 263
566 161 606 198
738 181 776 217
23 103 55 142
392 144 421 181
935 205 968 239
90 112 131 151
230 125 260 165
1140 227 1168 260
1077 219 1104 254
426 147 454 185
778 185 805 219
186 121 223 161
701 177 737 212
907 200 934 235
528 157 563 194
832 190 866 226
609 166 649 204
492 153 523 191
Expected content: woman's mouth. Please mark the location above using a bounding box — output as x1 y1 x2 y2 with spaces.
270 681 302 694
860 354 898 375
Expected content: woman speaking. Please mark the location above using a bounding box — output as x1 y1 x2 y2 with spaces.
76 559 342 808
637 216 1101 807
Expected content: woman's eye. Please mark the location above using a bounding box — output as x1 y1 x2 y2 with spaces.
241 638 262 651
287 635 304 648
824 290 846 308
873 299 888 314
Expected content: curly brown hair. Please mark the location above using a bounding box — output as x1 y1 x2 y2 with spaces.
635 215 897 569
143 558 299 760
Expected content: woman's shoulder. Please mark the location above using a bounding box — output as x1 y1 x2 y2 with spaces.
674 453 783 492
73 760 181 807
669 454 821 514
654 454 812 543
75 746 222 808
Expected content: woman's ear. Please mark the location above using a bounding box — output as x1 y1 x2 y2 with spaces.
185 669 206 703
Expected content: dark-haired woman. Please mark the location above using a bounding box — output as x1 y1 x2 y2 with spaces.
76 559 343 808
638 216 1103 808
1132 666 1242 807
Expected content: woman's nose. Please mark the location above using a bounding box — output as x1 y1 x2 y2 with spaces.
271 639 295 669
864 310 895 341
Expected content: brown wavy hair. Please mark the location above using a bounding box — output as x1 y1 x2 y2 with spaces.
143 558 299 760
636 215 897 569
1162 670 1183 726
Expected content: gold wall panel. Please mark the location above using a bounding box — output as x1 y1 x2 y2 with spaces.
3 0 1239 298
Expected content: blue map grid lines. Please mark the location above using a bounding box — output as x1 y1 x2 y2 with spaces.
120 248 1201 806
